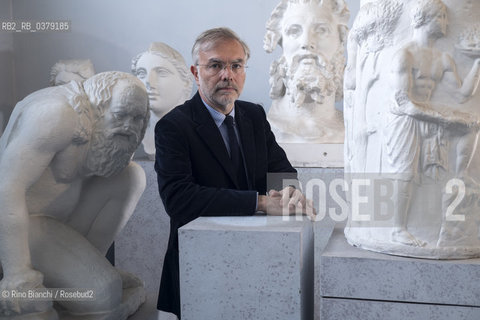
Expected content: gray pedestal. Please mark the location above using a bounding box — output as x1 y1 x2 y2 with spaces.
319 228 480 319
179 216 314 320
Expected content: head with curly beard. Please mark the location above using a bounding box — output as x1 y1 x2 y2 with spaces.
264 0 349 106
82 72 149 177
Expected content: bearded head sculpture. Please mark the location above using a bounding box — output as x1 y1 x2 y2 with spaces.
264 0 349 143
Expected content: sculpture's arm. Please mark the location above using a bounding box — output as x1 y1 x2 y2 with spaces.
392 91 477 129
441 53 480 103
442 53 463 88
390 49 478 127
0 147 54 315
67 161 146 254
0 101 76 313
389 49 436 120
457 57 480 103
344 36 358 92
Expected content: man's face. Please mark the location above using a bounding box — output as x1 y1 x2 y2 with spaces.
191 39 247 114
134 52 185 118
281 2 340 66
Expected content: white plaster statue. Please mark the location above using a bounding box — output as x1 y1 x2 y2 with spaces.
264 0 349 143
344 0 480 259
0 71 149 319
50 59 96 86
132 42 193 159
344 0 404 173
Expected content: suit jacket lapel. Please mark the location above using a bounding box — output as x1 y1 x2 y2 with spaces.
236 104 255 189
191 93 239 187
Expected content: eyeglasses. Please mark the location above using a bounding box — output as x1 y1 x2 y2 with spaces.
196 61 247 75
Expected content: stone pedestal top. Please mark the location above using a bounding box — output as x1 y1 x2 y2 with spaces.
179 216 314 320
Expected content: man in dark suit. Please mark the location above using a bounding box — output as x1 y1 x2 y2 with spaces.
155 27 314 319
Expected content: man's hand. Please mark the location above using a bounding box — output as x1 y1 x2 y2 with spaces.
257 186 316 220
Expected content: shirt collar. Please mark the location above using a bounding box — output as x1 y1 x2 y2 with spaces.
201 99 235 128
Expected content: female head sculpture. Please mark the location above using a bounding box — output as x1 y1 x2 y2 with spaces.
132 42 193 157
132 42 192 120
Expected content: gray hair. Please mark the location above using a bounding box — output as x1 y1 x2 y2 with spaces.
191 27 250 65
264 0 349 53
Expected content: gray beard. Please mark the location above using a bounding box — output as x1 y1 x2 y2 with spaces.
285 54 336 107
83 129 139 177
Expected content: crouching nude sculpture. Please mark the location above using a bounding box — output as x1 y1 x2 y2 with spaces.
0 71 149 319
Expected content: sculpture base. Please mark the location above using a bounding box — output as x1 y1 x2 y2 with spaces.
345 226 480 259
319 228 480 319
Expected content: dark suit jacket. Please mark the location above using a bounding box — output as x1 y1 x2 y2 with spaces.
155 92 296 318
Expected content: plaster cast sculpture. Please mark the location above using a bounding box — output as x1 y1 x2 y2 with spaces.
264 0 349 143
344 0 480 259
0 71 149 319
132 42 193 159
50 59 96 86
344 0 404 173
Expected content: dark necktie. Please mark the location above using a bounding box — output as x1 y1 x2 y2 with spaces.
224 115 248 189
